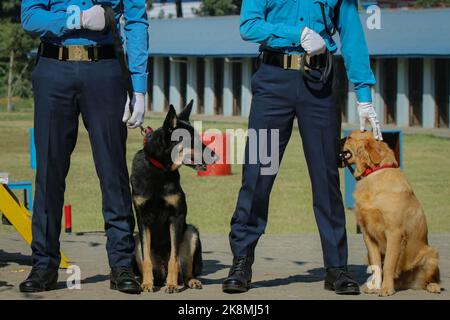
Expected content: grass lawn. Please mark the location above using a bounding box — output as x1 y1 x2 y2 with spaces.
1 110 450 234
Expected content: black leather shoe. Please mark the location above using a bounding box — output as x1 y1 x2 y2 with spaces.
110 267 141 294
222 256 253 294
324 267 360 295
19 268 58 293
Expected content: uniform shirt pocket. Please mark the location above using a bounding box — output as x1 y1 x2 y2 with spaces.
267 0 296 23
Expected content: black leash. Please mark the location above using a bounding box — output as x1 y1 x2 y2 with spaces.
101 5 134 103
300 50 333 84
301 0 343 83
91 0 134 110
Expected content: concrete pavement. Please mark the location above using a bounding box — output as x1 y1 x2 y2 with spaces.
0 229 449 300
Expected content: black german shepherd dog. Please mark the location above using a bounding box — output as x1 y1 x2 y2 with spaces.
131 101 216 293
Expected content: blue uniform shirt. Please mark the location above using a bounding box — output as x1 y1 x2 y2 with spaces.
240 0 375 103
21 0 149 93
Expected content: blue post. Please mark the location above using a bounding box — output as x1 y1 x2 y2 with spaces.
30 128 36 170
8 181 33 211
343 129 403 209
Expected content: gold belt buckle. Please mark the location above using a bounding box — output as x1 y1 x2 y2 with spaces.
67 45 91 61
283 53 308 70
290 54 301 70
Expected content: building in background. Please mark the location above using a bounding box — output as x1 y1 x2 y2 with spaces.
364 0 416 8
148 0 201 19
146 8 450 129
375 1 423 8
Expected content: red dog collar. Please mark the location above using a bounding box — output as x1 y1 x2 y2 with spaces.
148 157 165 170
362 164 397 178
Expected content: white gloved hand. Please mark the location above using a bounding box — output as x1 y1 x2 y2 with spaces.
122 92 146 129
358 102 383 141
81 5 106 31
300 27 327 56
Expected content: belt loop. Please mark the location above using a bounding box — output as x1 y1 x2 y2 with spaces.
283 55 288 70
93 46 99 61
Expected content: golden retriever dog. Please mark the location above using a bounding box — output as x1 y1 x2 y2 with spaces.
340 130 440 297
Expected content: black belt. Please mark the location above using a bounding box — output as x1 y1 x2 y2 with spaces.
39 43 117 61
262 51 327 71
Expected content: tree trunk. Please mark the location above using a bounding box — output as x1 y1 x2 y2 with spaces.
175 0 183 18
7 49 15 112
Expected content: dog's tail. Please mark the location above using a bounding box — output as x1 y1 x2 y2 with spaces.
193 234 203 277
187 224 203 277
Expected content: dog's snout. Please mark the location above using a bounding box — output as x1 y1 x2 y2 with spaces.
339 150 352 162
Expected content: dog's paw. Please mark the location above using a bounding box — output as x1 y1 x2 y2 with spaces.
141 282 155 292
379 286 395 297
362 284 380 294
165 284 180 294
187 279 203 290
426 283 441 294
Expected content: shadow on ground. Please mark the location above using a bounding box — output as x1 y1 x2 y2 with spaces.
252 264 368 288
0 249 32 268
82 274 110 285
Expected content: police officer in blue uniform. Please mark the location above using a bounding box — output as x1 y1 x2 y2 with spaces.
223 0 383 295
20 0 148 294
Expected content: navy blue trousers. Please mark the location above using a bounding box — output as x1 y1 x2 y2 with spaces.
229 63 348 268
31 57 135 270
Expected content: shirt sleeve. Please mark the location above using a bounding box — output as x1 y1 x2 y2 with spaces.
123 0 149 94
336 0 375 103
240 0 303 47
21 0 74 38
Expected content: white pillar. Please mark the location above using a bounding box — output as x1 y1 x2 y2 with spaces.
422 58 436 128
241 58 252 118
186 57 198 114
396 58 410 127
204 58 215 115
152 57 165 112
347 83 358 125
223 59 233 116
169 58 181 113
373 59 385 124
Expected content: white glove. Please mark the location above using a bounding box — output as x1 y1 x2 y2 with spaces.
301 27 327 56
358 102 383 141
122 92 146 129
81 5 106 31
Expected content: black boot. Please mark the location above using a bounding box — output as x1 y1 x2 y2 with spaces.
110 267 141 294
222 256 253 294
19 268 58 293
324 267 360 295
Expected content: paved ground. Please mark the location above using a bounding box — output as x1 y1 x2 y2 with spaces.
0 230 449 300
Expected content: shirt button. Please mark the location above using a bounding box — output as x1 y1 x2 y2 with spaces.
300 17 304 21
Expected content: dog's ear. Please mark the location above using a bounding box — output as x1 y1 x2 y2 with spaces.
365 140 382 165
354 143 370 178
178 100 193 122
377 141 399 167
163 105 177 131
